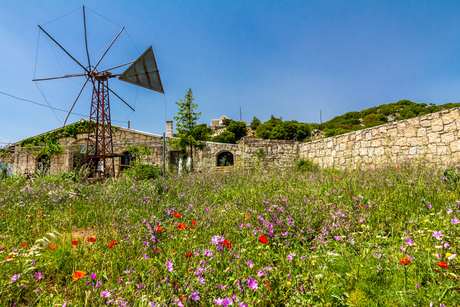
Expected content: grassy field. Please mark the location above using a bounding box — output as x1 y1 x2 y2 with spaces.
1 160 460 306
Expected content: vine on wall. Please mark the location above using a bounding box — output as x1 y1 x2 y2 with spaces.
19 120 118 156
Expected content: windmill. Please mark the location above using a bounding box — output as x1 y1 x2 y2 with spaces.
33 6 164 178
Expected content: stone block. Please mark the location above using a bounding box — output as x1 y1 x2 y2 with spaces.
437 145 448 155
408 147 417 155
375 147 385 156
427 133 441 143
366 132 372 140
442 109 459 125
404 127 417 138
441 133 455 144
450 140 460 153
417 128 427 137
444 122 457 133
371 140 381 147
431 119 444 132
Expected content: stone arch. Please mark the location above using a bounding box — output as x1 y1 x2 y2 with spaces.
216 151 234 166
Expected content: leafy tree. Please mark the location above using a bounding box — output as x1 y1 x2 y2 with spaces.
212 131 236 144
256 122 276 139
227 121 247 141
221 118 233 127
171 88 205 172
250 116 262 130
191 124 211 141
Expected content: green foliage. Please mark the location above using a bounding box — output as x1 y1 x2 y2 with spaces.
226 121 247 141
442 166 460 185
250 116 262 130
171 88 206 171
221 118 233 126
126 144 151 163
19 120 118 157
211 131 236 144
191 123 211 141
122 163 160 181
362 113 386 128
295 158 319 172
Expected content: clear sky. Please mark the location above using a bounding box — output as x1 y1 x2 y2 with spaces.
1 0 460 144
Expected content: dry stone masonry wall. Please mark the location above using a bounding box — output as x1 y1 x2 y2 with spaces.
299 107 460 168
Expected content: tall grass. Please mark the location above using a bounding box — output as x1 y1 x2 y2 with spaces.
1 159 459 306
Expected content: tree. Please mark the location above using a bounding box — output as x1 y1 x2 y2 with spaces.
212 131 236 144
227 121 247 141
221 118 233 127
171 88 205 172
250 116 262 130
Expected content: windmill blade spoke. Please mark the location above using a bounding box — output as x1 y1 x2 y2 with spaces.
38 25 88 73
33 74 86 82
91 27 125 73
104 84 135 112
83 5 91 68
63 77 91 126
100 60 135 72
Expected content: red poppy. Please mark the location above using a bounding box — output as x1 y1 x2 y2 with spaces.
73 270 86 281
437 262 448 269
186 252 192 258
155 225 164 232
192 221 196 225
7 254 14 259
173 212 180 218
179 297 185 300
49 244 56 250
71 241 78 246
259 234 268 244
188 226 195 229
173 250 176 253
220 239 232 249
87 237 96 242
21 243 27 247
155 249 159 253
176 223 186 230
263 281 268 285
399 256 410 265
70 209 73 211
0 246 6 250
268 285 271 291
244 215 250 220
109 240 118 248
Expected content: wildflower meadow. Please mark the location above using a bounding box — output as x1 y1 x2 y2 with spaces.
1 159 460 306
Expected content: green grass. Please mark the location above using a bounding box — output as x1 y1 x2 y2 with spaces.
1 159 460 306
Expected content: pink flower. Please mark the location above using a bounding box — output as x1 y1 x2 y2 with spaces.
432 231 444 239
248 276 258 290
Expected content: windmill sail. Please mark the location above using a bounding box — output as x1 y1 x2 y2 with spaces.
119 46 164 94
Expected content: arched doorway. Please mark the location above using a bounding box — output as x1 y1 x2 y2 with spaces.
217 151 234 166
37 155 50 174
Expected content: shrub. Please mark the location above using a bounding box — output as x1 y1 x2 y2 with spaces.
295 159 319 172
212 131 237 144
122 163 160 181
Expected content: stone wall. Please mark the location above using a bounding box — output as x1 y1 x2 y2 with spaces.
11 107 460 175
299 107 460 168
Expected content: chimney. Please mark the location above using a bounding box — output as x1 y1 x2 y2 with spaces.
166 121 173 138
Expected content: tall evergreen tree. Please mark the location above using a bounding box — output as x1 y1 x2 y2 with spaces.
171 88 205 172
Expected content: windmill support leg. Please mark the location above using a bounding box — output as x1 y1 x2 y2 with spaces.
85 76 115 179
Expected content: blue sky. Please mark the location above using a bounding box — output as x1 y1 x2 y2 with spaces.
1 0 460 144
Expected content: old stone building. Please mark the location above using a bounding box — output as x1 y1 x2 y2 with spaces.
7 106 460 177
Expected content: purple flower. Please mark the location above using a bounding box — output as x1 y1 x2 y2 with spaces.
101 291 111 298
247 260 254 268
432 231 444 239
198 276 206 284
214 298 224 305
204 250 213 257
405 237 415 246
91 273 97 279
334 236 342 241
167 260 174 272
11 274 20 281
248 276 258 290
95 281 101 288
34 272 43 280
190 290 200 302
451 218 460 225
257 270 266 277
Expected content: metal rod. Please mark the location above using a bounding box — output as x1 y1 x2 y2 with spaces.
64 77 91 126
91 27 125 73
163 132 166 176
38 25 88 72
83 5 91 69
102 83 135 112
33 74 86 82
100 60 135 72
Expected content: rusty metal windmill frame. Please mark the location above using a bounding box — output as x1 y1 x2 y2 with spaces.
33 6 164 179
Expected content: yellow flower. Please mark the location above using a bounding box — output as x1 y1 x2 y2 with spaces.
287 281 291 286
446 253 452 258
311 260 316 265
426 248 431 251
266 246 270 249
